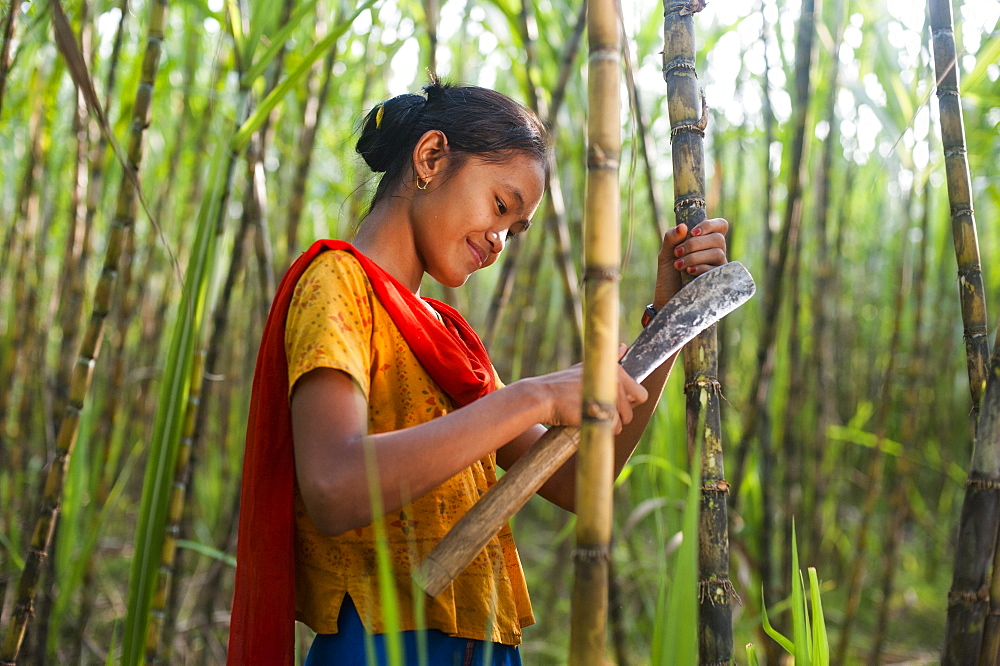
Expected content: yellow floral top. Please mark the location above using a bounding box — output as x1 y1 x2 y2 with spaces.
284 249 534 645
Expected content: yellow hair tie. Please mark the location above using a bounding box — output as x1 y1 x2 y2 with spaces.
375 105 384 129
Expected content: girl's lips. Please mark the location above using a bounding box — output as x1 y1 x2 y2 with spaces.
467 239 486 267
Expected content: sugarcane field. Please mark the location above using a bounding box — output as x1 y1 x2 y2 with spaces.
1 0 1000 663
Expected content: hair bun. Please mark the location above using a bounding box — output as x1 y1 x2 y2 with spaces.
356 93 426 172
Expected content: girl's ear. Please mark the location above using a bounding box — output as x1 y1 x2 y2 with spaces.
412 130 451 181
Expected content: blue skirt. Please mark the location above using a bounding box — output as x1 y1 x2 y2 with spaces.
304 596 522 666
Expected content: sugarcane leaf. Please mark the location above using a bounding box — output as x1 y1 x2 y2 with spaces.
761 593 795 654
121 113 230 666
176 539 237 567
791 522 811 665
231 0 378 152
242 0 321 86
965 31 1000 93
809 567 830 665
746 643 762 666
224 0 248 71
660 438 700 666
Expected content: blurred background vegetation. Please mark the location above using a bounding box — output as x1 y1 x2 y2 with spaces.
0 0 998 662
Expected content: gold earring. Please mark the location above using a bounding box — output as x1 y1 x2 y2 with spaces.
417 176 429 190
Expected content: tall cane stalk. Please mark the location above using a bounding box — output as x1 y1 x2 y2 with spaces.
662 1 735 662
0 0 167 659
928 0 994 661
927 0 989 426
569 0 620 661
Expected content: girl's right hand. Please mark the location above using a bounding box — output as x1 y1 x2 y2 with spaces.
524 349 648 433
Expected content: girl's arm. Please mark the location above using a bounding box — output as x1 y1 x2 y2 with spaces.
496 218 729 512
291 360 646 536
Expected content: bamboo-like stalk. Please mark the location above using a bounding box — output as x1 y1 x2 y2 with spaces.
927 0 989 424
422 0 438 74
834 197 911 664
285 6 340 262
870 179 931 664
0 0 167 658
54 2 95 425
662 1 734 662
485 1 586 355
942 331 1000 664
144 349 205 662
621 28 666 239
929 0 995 659
568 0 619 661
732 0 816 502
0 0 18 118
805 0 845 571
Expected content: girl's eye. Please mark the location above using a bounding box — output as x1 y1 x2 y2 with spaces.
496 198 507 215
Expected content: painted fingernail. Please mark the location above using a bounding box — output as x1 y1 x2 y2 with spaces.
692 228 702 237
674 259 684 269
674 246 684 257
687 266 697 274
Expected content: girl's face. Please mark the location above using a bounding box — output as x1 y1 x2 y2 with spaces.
412 151 546 288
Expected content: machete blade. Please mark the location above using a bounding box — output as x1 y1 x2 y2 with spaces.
620 261 755 382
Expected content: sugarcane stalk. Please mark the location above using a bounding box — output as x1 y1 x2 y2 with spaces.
285 5 340 262
927 0 995 660
662 1 735 662
0 0 167 659
485 1 586 355
942 334 1000 664
0 0 18 117
869 177 932 664
834 200 911 664
568 0 620 661
144 350 204 663
927 0 989 425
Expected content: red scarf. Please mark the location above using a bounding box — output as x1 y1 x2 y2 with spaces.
227 240 496 664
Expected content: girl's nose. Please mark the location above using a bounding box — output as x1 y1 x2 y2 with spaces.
488 229 505 254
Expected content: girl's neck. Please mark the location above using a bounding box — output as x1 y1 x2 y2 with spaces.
352 198 423 295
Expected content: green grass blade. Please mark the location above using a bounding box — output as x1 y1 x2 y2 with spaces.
746 642 761 666
809 567 830 665
761 591 795 655
121 119 229 666
660 439 701 666
241 0 321 85
791 522 810 665
231 0 379 152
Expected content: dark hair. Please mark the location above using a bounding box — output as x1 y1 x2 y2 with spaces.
356 79 549 207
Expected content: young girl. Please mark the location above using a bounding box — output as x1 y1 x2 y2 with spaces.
228 81 728 665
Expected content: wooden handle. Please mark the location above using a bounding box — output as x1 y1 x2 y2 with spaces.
413 425 581 597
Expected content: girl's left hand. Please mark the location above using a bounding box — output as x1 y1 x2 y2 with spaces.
653 218 729 309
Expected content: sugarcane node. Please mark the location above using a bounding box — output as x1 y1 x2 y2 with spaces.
947 587 989 604
582 267 621 282
588 47 620 63
680 0 708 15
669 122 706 140
944 146 967 158
684 378 721 394
573 545 610 563
698 578 737 605
13 599 35 617
703 479 730 494
662 56 697 75
950 206 974 217
964 476 1000 491
673 196 706 211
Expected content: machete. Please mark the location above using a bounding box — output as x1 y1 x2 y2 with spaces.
413 260 756 598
